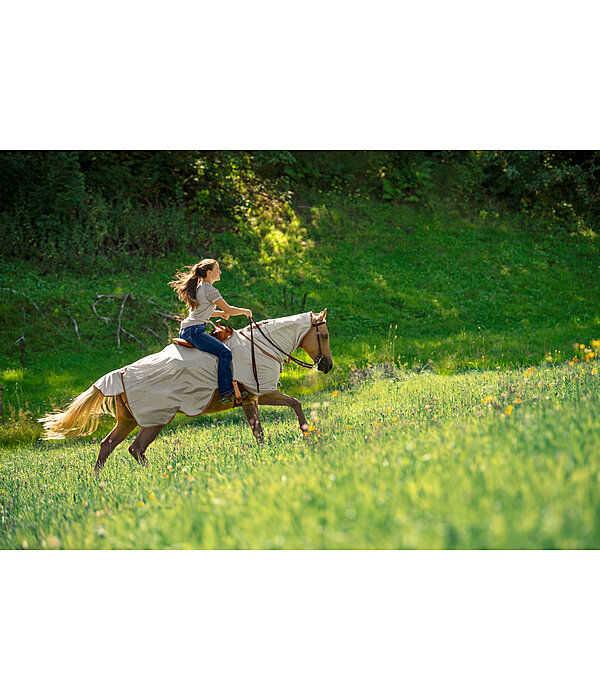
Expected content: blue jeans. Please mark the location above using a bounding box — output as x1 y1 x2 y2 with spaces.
180 324 233 397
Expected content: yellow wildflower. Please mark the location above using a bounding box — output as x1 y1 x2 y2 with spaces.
149 493 155 500
592 368 598 375
505 405 514 416
580 344 586 350
482 395 494 403
308 425 315 432
514 398 522 404
332 390 339 397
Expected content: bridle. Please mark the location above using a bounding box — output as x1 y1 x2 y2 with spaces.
248 316 327 393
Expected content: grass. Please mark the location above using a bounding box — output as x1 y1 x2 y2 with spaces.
2 191 600 549
1 363 599 549
1 195 600 441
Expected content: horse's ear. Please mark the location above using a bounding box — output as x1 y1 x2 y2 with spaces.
319 308 328 320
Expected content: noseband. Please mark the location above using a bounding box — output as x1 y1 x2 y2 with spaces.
311 320 327 369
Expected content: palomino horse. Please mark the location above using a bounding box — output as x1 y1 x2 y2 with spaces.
39 310 333 477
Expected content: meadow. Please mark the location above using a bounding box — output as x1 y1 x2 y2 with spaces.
1 360 599 549
2 183 600 549
2 195 600 444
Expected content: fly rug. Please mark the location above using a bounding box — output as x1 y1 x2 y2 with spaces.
39 310 333 476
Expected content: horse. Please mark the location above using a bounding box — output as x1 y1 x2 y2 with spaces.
39 310 333 477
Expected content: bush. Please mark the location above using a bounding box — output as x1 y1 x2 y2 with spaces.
1 151 599 271
480 151 600 231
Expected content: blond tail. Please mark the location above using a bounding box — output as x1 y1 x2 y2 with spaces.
39 386 115 440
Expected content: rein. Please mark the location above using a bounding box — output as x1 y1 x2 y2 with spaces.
248 316 327 394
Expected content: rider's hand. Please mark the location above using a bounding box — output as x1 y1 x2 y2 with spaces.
245 309 253 318
221 312 230 320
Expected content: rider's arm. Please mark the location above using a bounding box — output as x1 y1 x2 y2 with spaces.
215 298 252 317
210 309 230 319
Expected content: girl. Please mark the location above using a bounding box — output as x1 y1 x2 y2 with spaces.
169 259 252 403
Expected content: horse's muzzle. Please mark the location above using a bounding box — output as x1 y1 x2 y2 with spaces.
319 357 334 374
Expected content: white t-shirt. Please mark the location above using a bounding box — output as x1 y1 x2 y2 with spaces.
180 281 223 328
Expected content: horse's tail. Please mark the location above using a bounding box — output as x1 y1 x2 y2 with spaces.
39 386 115 440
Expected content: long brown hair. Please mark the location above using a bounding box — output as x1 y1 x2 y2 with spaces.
169 259 217 310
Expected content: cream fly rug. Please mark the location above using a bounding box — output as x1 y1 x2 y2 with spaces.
93 312 313 426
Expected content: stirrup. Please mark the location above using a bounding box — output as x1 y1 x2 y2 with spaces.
232 380 242 405
232 380 251 406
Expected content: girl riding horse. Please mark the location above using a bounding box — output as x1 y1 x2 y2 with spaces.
169 259 252 403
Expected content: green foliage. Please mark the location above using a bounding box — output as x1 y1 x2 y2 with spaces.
187 151 251 221
0 151 205 268
0 197 208 271
378 157 433 203
478 150 600 231
78 151 196 205
426 151 488 211
0 404 41 445
2 151 598 273
265 150 436 203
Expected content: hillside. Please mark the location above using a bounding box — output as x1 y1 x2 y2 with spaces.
1 191 600 445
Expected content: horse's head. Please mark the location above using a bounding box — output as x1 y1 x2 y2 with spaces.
299 309 334 374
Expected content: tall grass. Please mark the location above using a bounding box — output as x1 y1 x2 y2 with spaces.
1 364 598 549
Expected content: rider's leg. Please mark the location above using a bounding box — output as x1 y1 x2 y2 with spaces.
180 324 234 398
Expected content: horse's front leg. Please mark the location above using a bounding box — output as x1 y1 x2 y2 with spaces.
258 391 309 434
242 401 264 445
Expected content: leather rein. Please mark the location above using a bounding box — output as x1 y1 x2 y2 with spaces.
248 316 327 394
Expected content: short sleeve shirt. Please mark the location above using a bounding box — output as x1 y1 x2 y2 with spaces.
180 281 223 328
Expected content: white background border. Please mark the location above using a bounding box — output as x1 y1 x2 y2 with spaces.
2 2 599 697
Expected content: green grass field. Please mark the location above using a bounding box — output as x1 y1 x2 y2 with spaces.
2 196 600 443
2 363 599 549
2 192 600 549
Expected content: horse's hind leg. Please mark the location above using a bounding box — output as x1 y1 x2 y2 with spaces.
92 401 138 478
128 425 164 466
242 402 264 445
